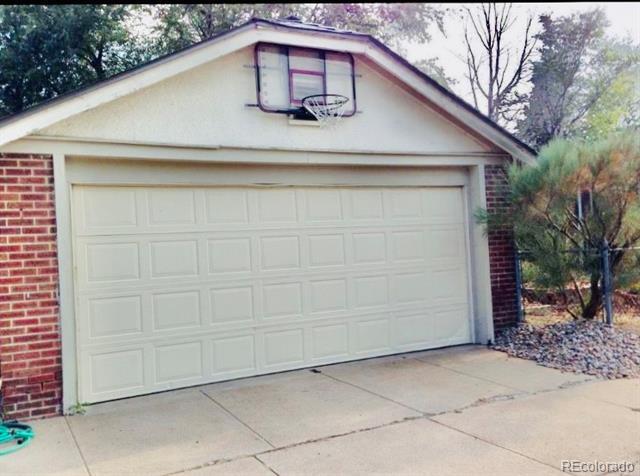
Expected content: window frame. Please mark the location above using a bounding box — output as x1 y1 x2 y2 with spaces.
255 42 357 116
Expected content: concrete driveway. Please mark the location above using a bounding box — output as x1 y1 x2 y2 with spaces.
3 346 639 475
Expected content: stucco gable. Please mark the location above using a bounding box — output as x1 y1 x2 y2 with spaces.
38 48 497 155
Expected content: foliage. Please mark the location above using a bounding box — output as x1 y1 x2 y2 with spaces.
517 9 640 149
305 3 445 50
413 57 457 90
492 132 640 319
145 4 449 86
143 4 297 55
0 4 147 117
577 64 640 140
146 4 444 56
462 3 536 125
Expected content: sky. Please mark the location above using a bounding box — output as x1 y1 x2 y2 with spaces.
404 2 640 106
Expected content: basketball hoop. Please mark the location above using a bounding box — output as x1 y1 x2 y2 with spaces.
301 94 349 127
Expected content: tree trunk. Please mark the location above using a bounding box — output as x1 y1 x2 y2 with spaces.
582 272 602 320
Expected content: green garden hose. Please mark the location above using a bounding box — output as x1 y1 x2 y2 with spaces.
0 421 34 456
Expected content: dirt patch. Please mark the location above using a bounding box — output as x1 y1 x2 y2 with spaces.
524 305 640 336
523 288 640 314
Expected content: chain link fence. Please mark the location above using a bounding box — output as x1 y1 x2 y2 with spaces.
515 244 640 325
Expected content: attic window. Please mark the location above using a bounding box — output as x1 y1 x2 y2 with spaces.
255 43 356 115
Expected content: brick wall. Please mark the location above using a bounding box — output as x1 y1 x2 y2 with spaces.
485 164 518 330
0 153 62 419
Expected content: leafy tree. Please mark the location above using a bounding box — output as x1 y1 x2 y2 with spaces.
483 132 640 320
304 3 444 50
413 57 457 90
145 3 451 86
517 10 639 149
0 5 147 117
144 4 302 55
146 4 444 55
462 3 536 125
577 64 640 140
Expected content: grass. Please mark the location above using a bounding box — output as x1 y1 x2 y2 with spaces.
524 304 640 335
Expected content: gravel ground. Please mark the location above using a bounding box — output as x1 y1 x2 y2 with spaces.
493 320 640 379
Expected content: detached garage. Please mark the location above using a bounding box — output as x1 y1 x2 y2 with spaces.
0 18 534 417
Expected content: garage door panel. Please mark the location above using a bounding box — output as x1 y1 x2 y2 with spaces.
211 334 256 376
393 272 430 304
308 278 348 313
210 286 254 323
87 295 143 338
350 190 384 220
85 242 140 283
149 240 199 278
388 189 423 219
263 329 305 368
78 266 456 331
80 187 139 230
352 232 387 264
395 313 435 347
148 189 197 226
75 186 467 236
353 275 389 309
428 225 467 261
311 323 349 361
305 189 344 221
422 188 466 224
430 305 472 343
151 291 201 331
74 184 472 403
79 291 142 333
308 233 346 267
154 341 204 384
205 189 250 224
208 238 252 273
262 282 304 319
391 230 425 263
432 267 469 305
89 348 145 395
354 318 392 354
257 189 298 223
260 235 301 270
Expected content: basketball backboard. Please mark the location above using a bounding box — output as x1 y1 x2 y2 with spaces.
255 43 356 117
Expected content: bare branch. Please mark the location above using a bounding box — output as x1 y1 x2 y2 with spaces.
463 3 535 122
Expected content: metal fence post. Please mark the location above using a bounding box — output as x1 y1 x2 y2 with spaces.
602 240 613 325
514 248 524 324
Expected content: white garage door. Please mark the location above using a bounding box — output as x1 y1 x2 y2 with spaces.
72 184 472 403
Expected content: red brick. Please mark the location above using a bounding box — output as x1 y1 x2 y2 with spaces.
0 153 62 420
4 168 31 176
21 193 47 201
7 185 33 193
485 164 518 331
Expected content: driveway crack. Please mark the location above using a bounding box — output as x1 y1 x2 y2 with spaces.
64 416 93 476
254 454 281 475
428 418 566 474
314 369 425 415
199 389 277 449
